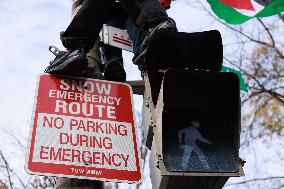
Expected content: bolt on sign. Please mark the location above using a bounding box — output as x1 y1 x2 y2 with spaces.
25 74 142 183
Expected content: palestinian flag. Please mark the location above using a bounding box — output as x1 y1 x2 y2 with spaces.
207 0 284 24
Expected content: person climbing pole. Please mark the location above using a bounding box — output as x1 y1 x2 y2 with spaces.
45 0 177 81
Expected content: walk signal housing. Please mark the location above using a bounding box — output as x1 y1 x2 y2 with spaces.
146 69 243 189
162 69 240 173
141 30 244 189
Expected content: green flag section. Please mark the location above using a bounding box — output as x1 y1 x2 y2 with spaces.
207 0 284 24
221 66 248 91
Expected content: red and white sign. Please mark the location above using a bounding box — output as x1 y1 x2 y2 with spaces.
26 74 141 183
112 33 132 47
107 25 133 52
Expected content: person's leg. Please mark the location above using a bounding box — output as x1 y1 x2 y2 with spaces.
62 0 114 52
194 146 210 169
82 32 104 79
124 17 145 73
124 17 144 56
101 2 128 81
103 3 126 64
70 0 126 81
181 145 192 169
119 0 177 65
71 0 104 79
102 43 126 81
67 0 127 81
45 0 114 76
119 0 168 29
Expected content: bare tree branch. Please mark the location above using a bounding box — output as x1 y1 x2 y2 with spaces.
225 176 284 186
256 18 275 47
0 151 13 189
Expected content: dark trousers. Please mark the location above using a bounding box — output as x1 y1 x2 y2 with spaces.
62 0 168 52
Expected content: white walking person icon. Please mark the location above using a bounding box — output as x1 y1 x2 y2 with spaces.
178 120 212 169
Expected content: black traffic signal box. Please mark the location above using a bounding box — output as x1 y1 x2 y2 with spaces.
141 30 244 189
162 69 240 173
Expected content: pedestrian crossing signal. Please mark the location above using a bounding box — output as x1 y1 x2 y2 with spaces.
161 69 240 173
178 120 213 170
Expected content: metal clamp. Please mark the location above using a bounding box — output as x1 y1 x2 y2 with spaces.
48 46 61 56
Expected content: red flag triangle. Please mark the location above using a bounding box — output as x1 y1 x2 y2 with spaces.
219 0 255 10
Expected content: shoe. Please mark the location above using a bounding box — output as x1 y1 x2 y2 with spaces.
104 60 126 82
44 46 88 76
132 17 177 65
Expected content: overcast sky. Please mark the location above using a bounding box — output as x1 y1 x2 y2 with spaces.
0 0 283 188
